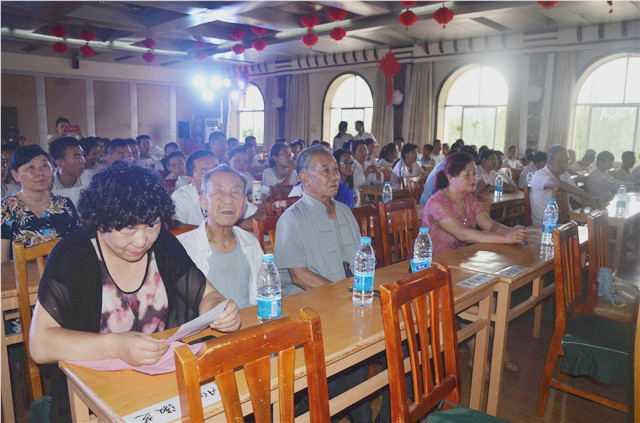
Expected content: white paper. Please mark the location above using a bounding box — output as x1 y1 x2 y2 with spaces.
495 265 529 278
123 382 221 423
168 299 230 342
457 273 495 289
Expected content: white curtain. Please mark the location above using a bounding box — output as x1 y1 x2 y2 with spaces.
226 96 239 139
505 56 524 152
263 77 278 150
284 74 309 142
402 62 433 147
371 69 394 144
544 52 576 151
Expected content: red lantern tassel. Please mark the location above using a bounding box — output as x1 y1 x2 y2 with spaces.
386 79 394 106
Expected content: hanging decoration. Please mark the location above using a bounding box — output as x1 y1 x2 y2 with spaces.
80 44 95 58
607 0 613 14
433 5 455 28
251 27 268 52
141 38 156 63
141 38 156 49
330 27 347 42
232 44 246 55
302 32 318 48
301 13 319 49
536 1 559 7
50 25 67 54
377 49 401 106
143 52 155 63
398 1 417 31
52 42 67 54
328 7 347 43
194 40 207 61
230 27 246 55
251 27 267 36
79 29 95 58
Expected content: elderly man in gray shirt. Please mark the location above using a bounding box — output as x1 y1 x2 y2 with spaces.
275 144 361 296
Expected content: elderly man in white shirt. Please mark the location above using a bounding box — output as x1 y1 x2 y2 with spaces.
529 145 594 224
586 150 632 204
49 136 88 208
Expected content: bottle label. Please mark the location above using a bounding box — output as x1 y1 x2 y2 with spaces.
353 271 374 291
257 297 281 319
616 200 625 209
543 222 553 234
410 258 430 273
495 185 503 192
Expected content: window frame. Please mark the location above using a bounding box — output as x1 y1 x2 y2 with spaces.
322 72 374 142
237 83 265 146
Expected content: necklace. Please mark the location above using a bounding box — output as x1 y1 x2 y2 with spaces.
444 188 468 225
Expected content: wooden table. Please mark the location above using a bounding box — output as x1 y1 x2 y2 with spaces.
604 193 640 271
60 263 498 422
475 191 525 226
359 185 405 205
434 226 588 416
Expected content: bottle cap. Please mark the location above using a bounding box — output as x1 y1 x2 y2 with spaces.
361 236 371 244
262 253 274 263
384 181 390 185
419 227 429 233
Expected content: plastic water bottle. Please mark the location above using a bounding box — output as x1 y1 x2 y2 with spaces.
412 227 433 272
353 237 376 307
382 181 393 203
526 171 534 187
494 173 504 200
401 163 408 178
257 254 281 323
541 200 559 246
615 185 628 217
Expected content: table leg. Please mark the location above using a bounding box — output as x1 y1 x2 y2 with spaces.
68 382 90 423
469 294 491 411
487 283 511 416
1 320 16 423
532 276 543 338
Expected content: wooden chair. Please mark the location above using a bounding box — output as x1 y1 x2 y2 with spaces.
12 240 60 403
170 227 195 237
252 216 278 253
163 177 177 194
264 196 300 217
536 223 632 417
380 264 505 422
523 185 532 226
174 308 329 423
351 205 384 267
635 301 640 423
379 198 420 265
552 188 570 224
269 184 293 200
401 176 424 202
422 165 435 179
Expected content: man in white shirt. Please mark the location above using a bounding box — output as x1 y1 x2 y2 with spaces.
391 143 426 188
136 135 164 170
530 145 594 224
610 151 637 182
351 120 376 142
586 151 630 204
518 151 547 187
208 131 228 164
105 138 132 167
504 144 523 169
172 150 220 228
431 139 445 165
49 136 88 208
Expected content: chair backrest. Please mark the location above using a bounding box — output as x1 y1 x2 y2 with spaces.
170 227 195 237
378 198 419 265
252 216 278 253
163 177 177 194
552 188 570 224
635 301 640 423
12 239 60 401
585 210 610 313
269 184 293 201
423 165 435 179
380 264 461 422
552 223 584 328
351 205 384 267
264 196 300 217
174 308 329 423
401 176 424 202
524 185 532 226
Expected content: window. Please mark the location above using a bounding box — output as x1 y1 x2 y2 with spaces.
323 74 373 142
238 84 264 145
571 54 639 159
439 66 508 149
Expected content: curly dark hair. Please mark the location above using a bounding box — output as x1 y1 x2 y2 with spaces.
77 161 175 232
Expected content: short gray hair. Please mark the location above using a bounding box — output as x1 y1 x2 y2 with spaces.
296 144 332 174
547 144 566 162
201 164 246 194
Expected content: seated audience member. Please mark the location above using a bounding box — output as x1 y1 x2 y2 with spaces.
228 146 254 194
518 151 547 187
1 143 17 164
261 143 298 197
530 145 594 224
504 144 522 169
391 143 426 188
393 135 404 151
95 138 107 165
352 139 383 188
423 152 528 257
1 145 79 263
29 162 240 421
610 151 637 182
16 136 27 147
172 150 219 228
311 139 322 146
631 152 640 182
422 144 435 166
137 135 163 170
442 143 450 156
49 137 88 208
81 137 106 181
208 131 228 164
586 150 631 204
105 138 132 166
1 154 20 199
164 142 180 156
274 145 360 296
227 137 240 151
431 139 446 165
333 149 360 208
333 121 353 150
125 138 139 164
476 149 518 192
290 139 305 161
164 151 189 190
352 120 375 142
244 136 264 171
47 117 85 144
378 143 399 169
567 149 577 167
364 138 379 161
320 141 332 150
570 149 596 174
274 138 287 145
520 153 533 167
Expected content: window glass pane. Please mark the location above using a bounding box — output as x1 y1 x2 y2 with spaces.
252 112 264 145
443 106 462 144
588 107 636 159
332 76 356 108
494 106 507 149
447 68 480 105
239 85 264 111
364 107 373 133
239 112 254 139
479 67 508 105
354 77 373 107
625 57 640 103
340 109 365 130
462 108 496 147
330 108 342 140
572 105 590 158
577 58 626 104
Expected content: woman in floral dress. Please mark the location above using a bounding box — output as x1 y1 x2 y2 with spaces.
1 145 79 263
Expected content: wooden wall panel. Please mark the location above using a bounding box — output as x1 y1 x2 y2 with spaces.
94 80 131 139
45 77 86 136
1 74 38 144
137 83 170 145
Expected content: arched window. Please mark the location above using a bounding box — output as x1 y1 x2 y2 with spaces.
438 66 508 149
238 84 264 145
323 74 373 142
571 53 639 159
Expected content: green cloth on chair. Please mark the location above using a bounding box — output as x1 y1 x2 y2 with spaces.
560 313 633 387
427 406 510 422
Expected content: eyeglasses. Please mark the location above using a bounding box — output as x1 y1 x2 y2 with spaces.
278 152 293 158
340 160 355 166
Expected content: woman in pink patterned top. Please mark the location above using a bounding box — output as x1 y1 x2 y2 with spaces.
422 152 528 258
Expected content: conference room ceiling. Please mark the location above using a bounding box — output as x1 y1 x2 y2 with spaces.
2 1 639 69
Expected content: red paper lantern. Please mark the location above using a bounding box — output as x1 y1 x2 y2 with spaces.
302 32 318 48
433 6 455 27
328 7 347 22
50 25 67 38
301 14 319 29
251 27 267 36
143 52 155 63
52 41 67 54
378 50 401 106
399 1 416 7
80 44 95 58
79 29 95 42
330 27 346 42
141 38 156 49
399 10 417 29
194 40 207 49
252 38 267 52
607 0 613 14
536 1 559 7
232 44 246 55
230 28 246 41
195 50 208 61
